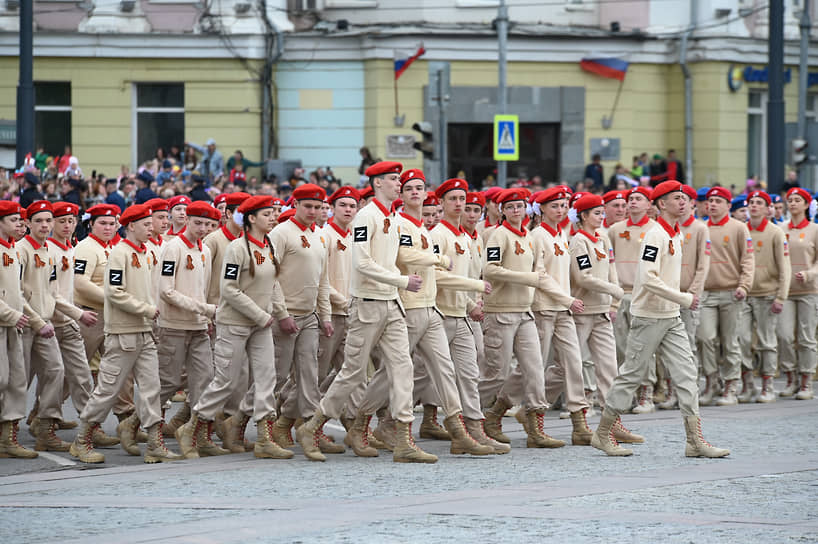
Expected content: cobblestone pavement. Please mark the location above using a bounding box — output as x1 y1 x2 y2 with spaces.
1 380 817 543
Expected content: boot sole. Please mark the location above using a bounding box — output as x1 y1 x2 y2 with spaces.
35 443 70 452
590 435 633 456
69 443 103 463
526 440 566 449
144 455 184 463
254 449 295 459
393 456 438 463
419 431 451 441
450 447 494 455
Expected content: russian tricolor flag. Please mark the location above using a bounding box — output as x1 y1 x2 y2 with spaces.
394 45 426 80
580 58 629 81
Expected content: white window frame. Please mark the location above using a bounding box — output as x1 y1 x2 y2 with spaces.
747 89 767 179
131 82 185 170
324 0 377 8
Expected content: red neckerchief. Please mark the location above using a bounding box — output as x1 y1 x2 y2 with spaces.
748 217 768 232
48 237 72 251
502 220 526 237
657 216 680 238
559 217 571 230
110 233 121 246
399 211 423 228
462 226 478 240
789 217 810 230
603 218 612 228
89 233 109 249
24 235 46 250
329 220 349 237
440 219 462 237
0 237 13 249
372 198 391 217
148 234 163 247
483 219 495 228
681 215 696 228
708 214 729 227
179 232 203 251
541 222 561 237
522 216 530 228
578 229 598 243
220 224 241 241
167 225 186 237
626 214 650 227
247 233 267 249
290 217 315 232
122 238 146 253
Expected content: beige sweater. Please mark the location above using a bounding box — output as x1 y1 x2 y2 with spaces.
483 222 540 313
608 215 656 294
569 229 624 314
321 221 353 316
103 239 157 334
783 218 818 296
430 220 486 317
157 234 216 330
747 218 790 302
704 215 754 293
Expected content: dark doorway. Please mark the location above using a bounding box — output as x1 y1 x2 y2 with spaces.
448 122 560 189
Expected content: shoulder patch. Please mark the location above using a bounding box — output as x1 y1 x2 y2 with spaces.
642 245 658 262
161 261 176 277
353 226 367 242
224 263 240 280
433 244 440 254
576 254 592 270
49 265 57 282
109 269 123 286
486 247 501 262
399 234 413 247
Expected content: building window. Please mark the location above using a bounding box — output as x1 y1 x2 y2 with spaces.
807 93 818 120
133 83 184 167
34 82 71 157
747 89 766 179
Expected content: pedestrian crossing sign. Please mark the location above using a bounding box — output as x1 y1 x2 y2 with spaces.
493 114 519 161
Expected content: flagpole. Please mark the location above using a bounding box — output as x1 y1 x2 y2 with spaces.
602 78 625 129
394 75 400 119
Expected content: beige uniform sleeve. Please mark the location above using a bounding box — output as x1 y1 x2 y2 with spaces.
354 213 409 289
737 223 755 294
803 228 818 283
221 243 273 327
317 250 332 323
483 231 540 287
569 238 624 299
773 229 791 303
105 250 156 319
0 261 23 327
158 243 214 318
19 248 47 332
688 226 710 295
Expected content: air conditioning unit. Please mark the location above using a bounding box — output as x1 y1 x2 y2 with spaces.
120 0 136 13
234 2 252 14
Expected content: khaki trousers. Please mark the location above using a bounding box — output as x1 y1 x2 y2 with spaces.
358 307 462 418
23 328 64 420
195 324 277 422
157 328 214 408
79 310 105 372
658 306 701 382
698 290 744 381
606 316 699 417
0 327 27 421
613 294 632 365
80 332 162 428
532 310 589 412
54 322 93 414
470 317 487 382
572 313 617 407
739 296 779 376
319 298 415 423
442 317 483 420
777 294 818 374
481 311 547 411
274 313 321 420
318 315 347 391
210 325 251 417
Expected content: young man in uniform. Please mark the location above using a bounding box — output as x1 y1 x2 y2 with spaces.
592 181 729 459
296 161 438 464
421 192 440 231
602 190 628 232
166 195 191 238
70 204 183 464
698 186 754 406
0 202 37 459
478 187 503 245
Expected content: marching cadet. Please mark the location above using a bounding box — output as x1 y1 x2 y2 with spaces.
659 185 710 410
479 188 564 449
736 190 790 403
353 171 493 458
431 179 508 454
602 190 628 232
296 161 438 464
192 195 293 460
461 192 490 395
166 195 191 238
591 181 729 459
478 187 503 245
358 186 374 207
19 201 71 451
46 202 119 447
154 201 226 458
777 187 818 400
214 194 228 224
421 192 440 231
0 202 37 459
14 209 27 241
70 204 183 464
144 198 169 269
268 184 335 453
730 197 748 222
698 186 754 406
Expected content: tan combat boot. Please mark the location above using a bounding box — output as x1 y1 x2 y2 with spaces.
69 421 104 463
271 416 295 448
117 413 142 456
683 416 730 458
525 409 565 448
392 421 438 464
197 420 230 457
92 426 120 447
612 417 645 443
318 428 345 453
367 428 387 450
222 413 250 454
295 411 329 462
144 422 184 463
419 405 450 440
0 420 38 459
590 410 633 456
569 409 593 446
716 379 739 406
213 412 227 441
795 373 814 400
780 371 798 397
175 413 201 459
464 418 510 454
757 375 777 403
514 408 530 435
347 413 378 457
483 397 512 444
657 379 678 410
737 371 757 403
443 414 494 455
254 416 295 459
34 418 71 452
163 402 191 437
631 385 655 414
341 416 354 447
58 419 78 430
699 373 719 405
372 408 396 452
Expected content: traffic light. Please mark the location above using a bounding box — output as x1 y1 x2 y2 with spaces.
792 139 808 167
412 121 434 160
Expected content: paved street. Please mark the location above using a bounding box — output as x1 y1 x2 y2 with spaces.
2 381 817 544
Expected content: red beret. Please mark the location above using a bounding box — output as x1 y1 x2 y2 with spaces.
681 184 697 200
0 201 22 218
423 191 440 207
364 161 403 177
214 194 228 206
400 169 426 187
571 191 586 205
435 178 468 199
603 190 627 204
168 195 191 210
186 201 216 219
629 187 652 200
574 194 604 213
292 183 326 202
271 197 285 206
238 195 275 215
651 181 683 202
483 187 503 202
26 200 53 218
706 186 733 202
144 198 169 213
19 209 26 220
496 188 528 205
359 186 374 199
53 202 80 218
278 208 296 223
536 187 569 204
119 204 152 227
747 190 771 206
86 204 119 218
466 192 485 207
787 187 812 204
391 199 403 213
225 192 251 207
284 196 294 207
328 186 360 204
